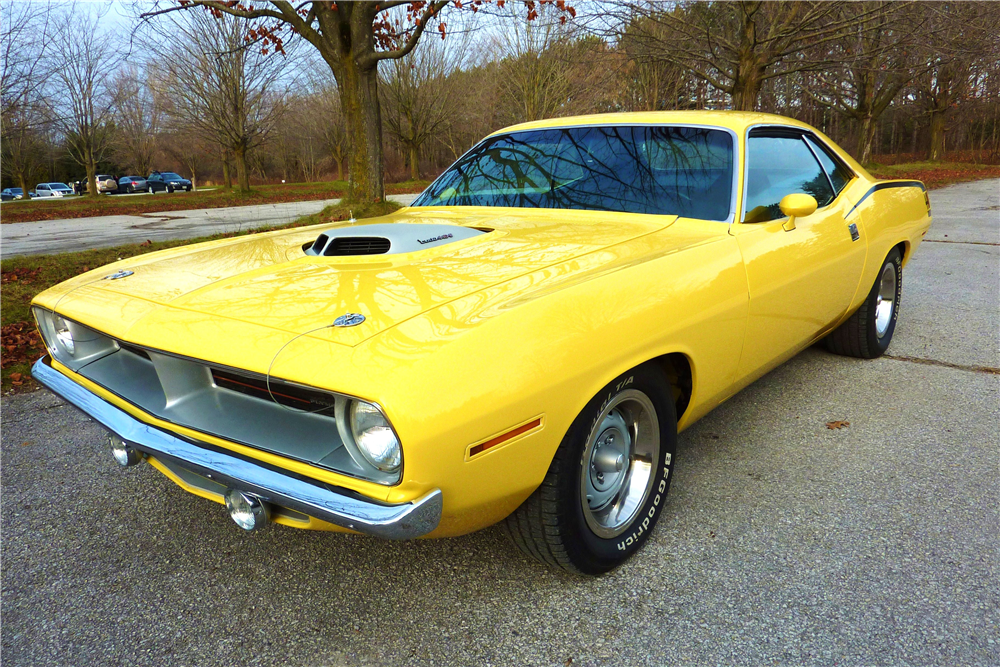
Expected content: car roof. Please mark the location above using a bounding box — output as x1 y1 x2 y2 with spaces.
493 111 817 136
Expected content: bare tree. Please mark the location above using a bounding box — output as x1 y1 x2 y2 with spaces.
150 10 292 191
381 34 464 180
434 62 500 161
914 2 1000 161
620 1 894 112
495 6 575 122
141 1 575 203
1 0 56 194
110 65 162 177
617 21 693 112
49 7 119 196
802 2 930 163
159 125 214 188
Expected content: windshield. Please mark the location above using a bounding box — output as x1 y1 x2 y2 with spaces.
162 173 182 180
413 125 734 220
50 183 70 189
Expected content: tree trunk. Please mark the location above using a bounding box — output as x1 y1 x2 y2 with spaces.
731 74 763 112
220 147 232 189
86 152 98 197
409 143 420 181
857 114 876 165
18 174 30 199
928 110 946 162
337 59 384 203
233 145 251 192
730 11 763 112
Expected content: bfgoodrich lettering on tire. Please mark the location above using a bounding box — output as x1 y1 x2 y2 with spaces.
503 363 678 574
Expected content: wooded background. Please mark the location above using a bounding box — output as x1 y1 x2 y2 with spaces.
3 0 998 198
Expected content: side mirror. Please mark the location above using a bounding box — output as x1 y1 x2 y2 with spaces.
778 193 818 231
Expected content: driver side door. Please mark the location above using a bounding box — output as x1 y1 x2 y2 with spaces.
731 128 866 383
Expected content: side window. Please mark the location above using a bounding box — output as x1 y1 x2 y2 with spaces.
743 134 835 223
804 135 852 195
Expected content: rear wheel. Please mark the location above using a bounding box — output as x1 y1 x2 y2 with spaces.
503 364 677 575
825 247 903 358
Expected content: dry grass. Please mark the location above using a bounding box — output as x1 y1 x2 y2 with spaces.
866 161 1000 190
0 179 429 224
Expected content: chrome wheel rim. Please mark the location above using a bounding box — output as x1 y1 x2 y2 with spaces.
875 262 897 338
580 389 660 539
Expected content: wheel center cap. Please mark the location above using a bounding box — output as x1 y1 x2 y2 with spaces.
589 427 628 493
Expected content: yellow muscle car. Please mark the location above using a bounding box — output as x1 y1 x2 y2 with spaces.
31 111 932 574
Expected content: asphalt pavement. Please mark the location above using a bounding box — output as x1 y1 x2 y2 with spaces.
1 179 997 667
0 193 420 259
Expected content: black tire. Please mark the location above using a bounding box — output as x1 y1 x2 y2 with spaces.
503 363 678 575
167 185 174 193
824 247 903 359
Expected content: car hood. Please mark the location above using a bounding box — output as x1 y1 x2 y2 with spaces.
37 206 678 357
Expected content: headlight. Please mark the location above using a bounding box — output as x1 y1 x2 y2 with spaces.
32 307 118 370
350 401 401 473
53 314 75 355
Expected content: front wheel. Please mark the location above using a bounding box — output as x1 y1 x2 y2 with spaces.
503 364 677 575
825 247 903 358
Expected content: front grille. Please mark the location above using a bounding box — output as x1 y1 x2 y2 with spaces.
325 237 391 256
211 368 337 413
75 340 396 484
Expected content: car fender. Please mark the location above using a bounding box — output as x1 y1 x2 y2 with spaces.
843 179 931 314
352 220 748 534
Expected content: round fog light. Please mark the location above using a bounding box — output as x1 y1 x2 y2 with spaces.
109 435 142 467
224 490 268 531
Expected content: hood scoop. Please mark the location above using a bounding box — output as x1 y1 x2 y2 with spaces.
305 223 486 257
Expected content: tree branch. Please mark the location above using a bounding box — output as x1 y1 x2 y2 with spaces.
370 0 450 64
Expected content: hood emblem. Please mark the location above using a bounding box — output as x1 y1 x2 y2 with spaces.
333 313 365 327
104 269 134 280
417 233 453 245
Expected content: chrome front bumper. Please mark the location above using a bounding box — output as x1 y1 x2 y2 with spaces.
32 356 442 539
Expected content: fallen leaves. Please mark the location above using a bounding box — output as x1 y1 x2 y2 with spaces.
0 267 42 285
1 322 45 370
825 420 850 430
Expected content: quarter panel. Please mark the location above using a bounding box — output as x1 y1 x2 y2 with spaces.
847 182 931 312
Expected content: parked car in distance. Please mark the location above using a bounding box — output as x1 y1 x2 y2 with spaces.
1 187 26 201
34 183 74 198
146 171 192 193
30 111 932 575
96 175 118 194
117 176 147 194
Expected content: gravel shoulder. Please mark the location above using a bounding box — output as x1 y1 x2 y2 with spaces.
1 180 997 667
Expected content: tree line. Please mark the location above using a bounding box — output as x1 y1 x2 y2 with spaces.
3 1 998 202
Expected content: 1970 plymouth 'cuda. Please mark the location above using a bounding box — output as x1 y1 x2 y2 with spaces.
32 111 931 574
